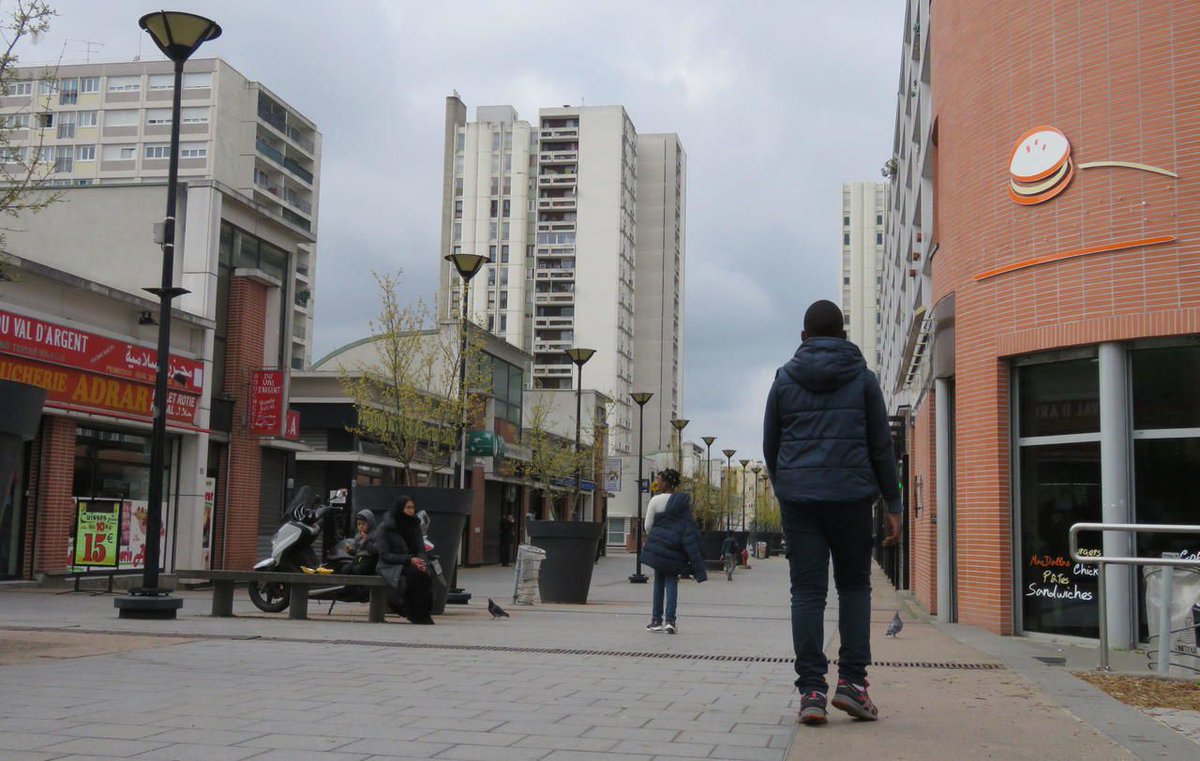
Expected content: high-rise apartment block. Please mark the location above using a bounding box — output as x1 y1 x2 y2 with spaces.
439 97 685 456
840 181 888 372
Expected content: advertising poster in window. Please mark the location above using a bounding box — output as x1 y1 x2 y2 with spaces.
121 500 167 570
71 499 120 569
202 477 216 570
249 369 285 435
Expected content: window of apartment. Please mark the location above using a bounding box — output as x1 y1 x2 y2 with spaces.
502 176 511 194
487 267 496 286
1 113 29 128
500 268 509 286
76 144 95 161
77 110 97 127
490 154 499 174
489 221 498 240
56 112 75 139
455 131 464 152
499 315 507 332
502 199 510 217
453 177 463 196
491 131 501 151
58 78 78 104
80 77 100 94
37 146 52 162
490 199 499 218
489 244 497 259
843 277 850 285
35 112 53 128
101 144 136 161
6 81 32 96
107 75 140 92
490 177 499 195
181 107 209 123
876 214 883 225
454 200 462 219
148 74 173 90
503 153 511 172
181 72 212 89
39 79 54 95
1 146 25 163
146 108 173 125
501 221 510 239
876 232 883 245
843 232 850 245
53 145 72 172
452 222 461 242
843 216 849 226
453 155 463 175
179 143 207 159
503 131 512 150
145 144 170 159
104 109 138 127
500 244 509 263
452 245 461 255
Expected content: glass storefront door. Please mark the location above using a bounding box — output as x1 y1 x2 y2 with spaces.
0 441 29 579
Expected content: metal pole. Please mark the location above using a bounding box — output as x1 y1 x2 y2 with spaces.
458 280 469 489
1157 565 1174 675
632 404 647 583
141 58 186 593
1097 562 1111 671
705 442 713 528
573 364 583 520
1099 342 1132 648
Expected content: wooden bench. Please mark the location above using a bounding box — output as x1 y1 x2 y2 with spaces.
177 569 389 623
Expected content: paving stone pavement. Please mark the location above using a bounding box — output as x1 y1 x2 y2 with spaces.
1 552 1197 760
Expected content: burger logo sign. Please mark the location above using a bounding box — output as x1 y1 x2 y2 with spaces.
1007 125 1178 206
1008 126 1074 205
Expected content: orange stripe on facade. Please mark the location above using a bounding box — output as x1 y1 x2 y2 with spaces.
973 235 1177 281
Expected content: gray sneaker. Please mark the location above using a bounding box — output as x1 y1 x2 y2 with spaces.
664 622 677 634
646 621 664 632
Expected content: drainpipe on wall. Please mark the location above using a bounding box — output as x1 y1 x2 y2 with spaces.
1099 342 1134 649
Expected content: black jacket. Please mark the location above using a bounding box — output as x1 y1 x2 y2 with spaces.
350 509 379 558
374 506 427 594
721 535 739 556
641 493 708 581
763 337 901 512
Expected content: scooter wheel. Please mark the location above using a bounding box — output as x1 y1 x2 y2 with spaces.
249 581 290 613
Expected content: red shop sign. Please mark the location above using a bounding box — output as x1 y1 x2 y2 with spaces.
0 308 204 394
0 355 200 424
249 369 285 436
284 409 301 441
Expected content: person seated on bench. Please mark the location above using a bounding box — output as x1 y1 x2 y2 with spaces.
374 496 434 625
348 509 379 575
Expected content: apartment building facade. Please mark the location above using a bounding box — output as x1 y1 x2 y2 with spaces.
883 0 1200 647
0 58 321 581
840 181 889 372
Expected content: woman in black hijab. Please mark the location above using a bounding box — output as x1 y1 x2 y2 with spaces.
374 495 434 624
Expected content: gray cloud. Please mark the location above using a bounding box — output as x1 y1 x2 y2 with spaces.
39 0 904 460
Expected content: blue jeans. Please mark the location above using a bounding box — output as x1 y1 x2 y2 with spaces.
781 499 874 692
651 570 678 624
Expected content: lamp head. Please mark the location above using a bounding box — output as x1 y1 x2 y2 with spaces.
670 418 689 431
444 253 489 281
738 459 750 468
701 436 716 447
751 465 762 474
138 11 221 63
630 391 653 406
722 448 737 459
565 347 596 366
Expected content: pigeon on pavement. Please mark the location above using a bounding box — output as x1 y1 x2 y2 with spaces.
886 611 903 637
488 598 510 619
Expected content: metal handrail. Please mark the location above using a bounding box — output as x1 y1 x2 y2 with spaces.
1068 522 1200 672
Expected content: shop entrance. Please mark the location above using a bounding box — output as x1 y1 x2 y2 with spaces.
0 440 30 579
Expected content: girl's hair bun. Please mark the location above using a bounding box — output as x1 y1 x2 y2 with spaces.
659 468 681 488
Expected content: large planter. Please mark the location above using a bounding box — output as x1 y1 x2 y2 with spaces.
526 519 604 604
0 380 46 501
350 485 471 615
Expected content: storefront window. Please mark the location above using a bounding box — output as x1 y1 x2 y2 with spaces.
1018 358 1099 438
1019 443 1101 637
74 427 151 500
1133 346 1200 429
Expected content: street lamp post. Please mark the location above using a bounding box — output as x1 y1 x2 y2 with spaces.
722 448 736 531
566 347 596 521
629 391 653 583
751 464 763 555
444 254 489 489
670 418 689 473
738 459 749 539
116 11 221 621
701 436 716 527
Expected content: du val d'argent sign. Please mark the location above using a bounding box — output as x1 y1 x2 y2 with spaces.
0 308 204 425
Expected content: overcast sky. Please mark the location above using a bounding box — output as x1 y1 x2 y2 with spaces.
33 0 905 462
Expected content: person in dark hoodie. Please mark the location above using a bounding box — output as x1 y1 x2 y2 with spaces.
763 299 902 725
374 495 434 625
347 509 379 575
640 468 707 634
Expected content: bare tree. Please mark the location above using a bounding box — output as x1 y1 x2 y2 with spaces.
0 1 61 278
340 271 490 486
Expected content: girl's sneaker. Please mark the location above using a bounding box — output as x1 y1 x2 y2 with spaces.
798 691 828 725
664 622 677 634
646 621 664 632
830 678 878 720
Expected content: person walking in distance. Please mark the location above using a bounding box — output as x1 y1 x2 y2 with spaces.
721 533 739 581
498 514 515 567
763 299 902 725
640 468 707 634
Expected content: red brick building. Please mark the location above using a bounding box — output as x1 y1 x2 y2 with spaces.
890 0 1199 642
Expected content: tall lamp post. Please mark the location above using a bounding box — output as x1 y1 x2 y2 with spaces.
738 459 750 538
750 464 763 555
670 418 689 473
722 448 736 531
566 347 596 520
629 391 653 583
444 253 489 489
700 436 716 527
116 11 221 621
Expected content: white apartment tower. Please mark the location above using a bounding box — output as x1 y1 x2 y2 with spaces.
840 181 888 372
440 98 686 456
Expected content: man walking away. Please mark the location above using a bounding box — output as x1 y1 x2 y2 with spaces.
721 533 739 581
762 299 902 725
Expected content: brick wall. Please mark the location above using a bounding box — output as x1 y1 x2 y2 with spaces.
31 416 76 576
929 0 1200 633
220 276 268 570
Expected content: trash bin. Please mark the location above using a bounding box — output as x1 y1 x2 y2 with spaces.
513 544 547 605
756 541 767 559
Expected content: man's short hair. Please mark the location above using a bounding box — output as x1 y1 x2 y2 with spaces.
803 300 845 338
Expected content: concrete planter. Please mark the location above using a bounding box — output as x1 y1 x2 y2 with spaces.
526 519 604 604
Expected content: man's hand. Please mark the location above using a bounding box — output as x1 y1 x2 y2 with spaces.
881 512 903 547
410 557 427 573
